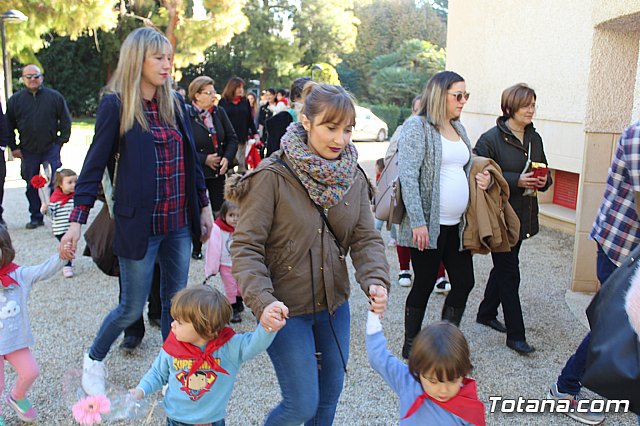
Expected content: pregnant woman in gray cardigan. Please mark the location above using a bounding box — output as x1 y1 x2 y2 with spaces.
398 71 489 359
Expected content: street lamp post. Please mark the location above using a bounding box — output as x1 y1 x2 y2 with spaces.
311 63 324 81
0 9 28 103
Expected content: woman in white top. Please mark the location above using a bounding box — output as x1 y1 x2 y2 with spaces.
397 71 490 358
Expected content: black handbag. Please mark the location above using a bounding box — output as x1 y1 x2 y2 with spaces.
582 244 640 415
83 202 119 277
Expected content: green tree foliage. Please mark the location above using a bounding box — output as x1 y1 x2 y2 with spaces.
1 0 117 64
308 63 340 85
35 35 105 116
368 39 446 106
294 0 358 66
225 0 302 89
339 0 446 102
180 0 356 91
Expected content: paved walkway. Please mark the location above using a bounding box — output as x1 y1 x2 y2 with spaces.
0 140 634 425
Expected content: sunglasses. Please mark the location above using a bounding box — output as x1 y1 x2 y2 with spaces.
23 74 42 80
448 92 470 102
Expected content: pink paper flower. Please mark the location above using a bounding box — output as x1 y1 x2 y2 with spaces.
72 395 111 425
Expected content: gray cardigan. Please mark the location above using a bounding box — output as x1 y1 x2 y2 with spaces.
397 115 472 249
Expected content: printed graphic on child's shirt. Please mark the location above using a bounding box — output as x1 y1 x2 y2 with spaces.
0 291 20 329
173 358 222 401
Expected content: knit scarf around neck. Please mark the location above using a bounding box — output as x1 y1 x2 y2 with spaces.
280 122 358 209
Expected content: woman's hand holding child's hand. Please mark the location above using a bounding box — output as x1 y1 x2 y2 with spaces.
368 285 388 318
260 301 289 333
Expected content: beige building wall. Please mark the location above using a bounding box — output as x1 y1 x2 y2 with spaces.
447 0 640 293
447 0 593 175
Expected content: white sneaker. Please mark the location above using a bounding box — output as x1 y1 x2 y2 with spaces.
398 270 412 287
62 266 74 278
82 353 106 396
434 277 451 294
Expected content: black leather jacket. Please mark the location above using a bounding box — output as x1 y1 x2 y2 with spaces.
473 116 552 240
187 103 238 179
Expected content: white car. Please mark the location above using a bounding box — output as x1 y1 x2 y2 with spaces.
353 106 388 142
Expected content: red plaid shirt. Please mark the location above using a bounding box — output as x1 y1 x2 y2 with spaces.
71 98 190 235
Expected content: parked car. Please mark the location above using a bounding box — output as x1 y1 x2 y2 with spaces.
353 106 388 142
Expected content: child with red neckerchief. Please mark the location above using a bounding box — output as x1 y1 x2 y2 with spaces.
204 201 245 323
0 226 66 425
366 304 486 426
132 285 287 426
42 168 77 278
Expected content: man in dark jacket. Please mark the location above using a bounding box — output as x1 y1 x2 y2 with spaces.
6 64 72 229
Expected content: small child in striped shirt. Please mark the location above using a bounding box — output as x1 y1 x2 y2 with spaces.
42 168 77 278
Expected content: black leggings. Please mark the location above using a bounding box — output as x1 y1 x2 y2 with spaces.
406 224 475 311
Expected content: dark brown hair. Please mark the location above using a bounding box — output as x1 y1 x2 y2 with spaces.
170 285 232 340
188 76 215 102
221 77 245 102
290 77 311 102
408 321 472 383
301 82 356 127
0 226 16 267
501 83 536 118
219 200 239 223
54 168 77 189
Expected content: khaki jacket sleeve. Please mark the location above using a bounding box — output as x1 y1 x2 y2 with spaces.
348 175 391 294
231 171 279 319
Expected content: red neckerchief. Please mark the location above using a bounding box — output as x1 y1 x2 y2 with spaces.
215 216 235 233
207 106 219 151
402 378 486 426
232 96 242 105
162 327 235 383
50 188 74 207
0 263 19 287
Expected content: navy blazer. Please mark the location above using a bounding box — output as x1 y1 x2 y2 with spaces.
75 93 207 260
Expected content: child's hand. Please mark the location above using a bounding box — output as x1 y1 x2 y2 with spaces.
368 284 388 318
260 301 289 333
40 202 49 214
129 388 144 400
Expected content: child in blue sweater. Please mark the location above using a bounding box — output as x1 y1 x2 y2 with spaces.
132 285 288 426
366 309 486 425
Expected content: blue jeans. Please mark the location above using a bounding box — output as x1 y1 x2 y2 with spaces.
556 243 618 394
167 418 224 426
264 302 350 426
20 145 61 222
89 227 191 360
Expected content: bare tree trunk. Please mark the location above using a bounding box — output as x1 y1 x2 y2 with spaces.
162 0 183 58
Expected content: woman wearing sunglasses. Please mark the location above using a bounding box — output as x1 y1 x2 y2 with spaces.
398 71 489 358
474 83 551 354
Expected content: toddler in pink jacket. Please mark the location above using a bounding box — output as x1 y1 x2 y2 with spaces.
205 201 243 323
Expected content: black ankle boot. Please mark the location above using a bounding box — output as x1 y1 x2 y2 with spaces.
442 304 465 327
234 297 245 313
402 307 425 359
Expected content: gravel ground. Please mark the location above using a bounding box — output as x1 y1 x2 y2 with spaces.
0 169 636 425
